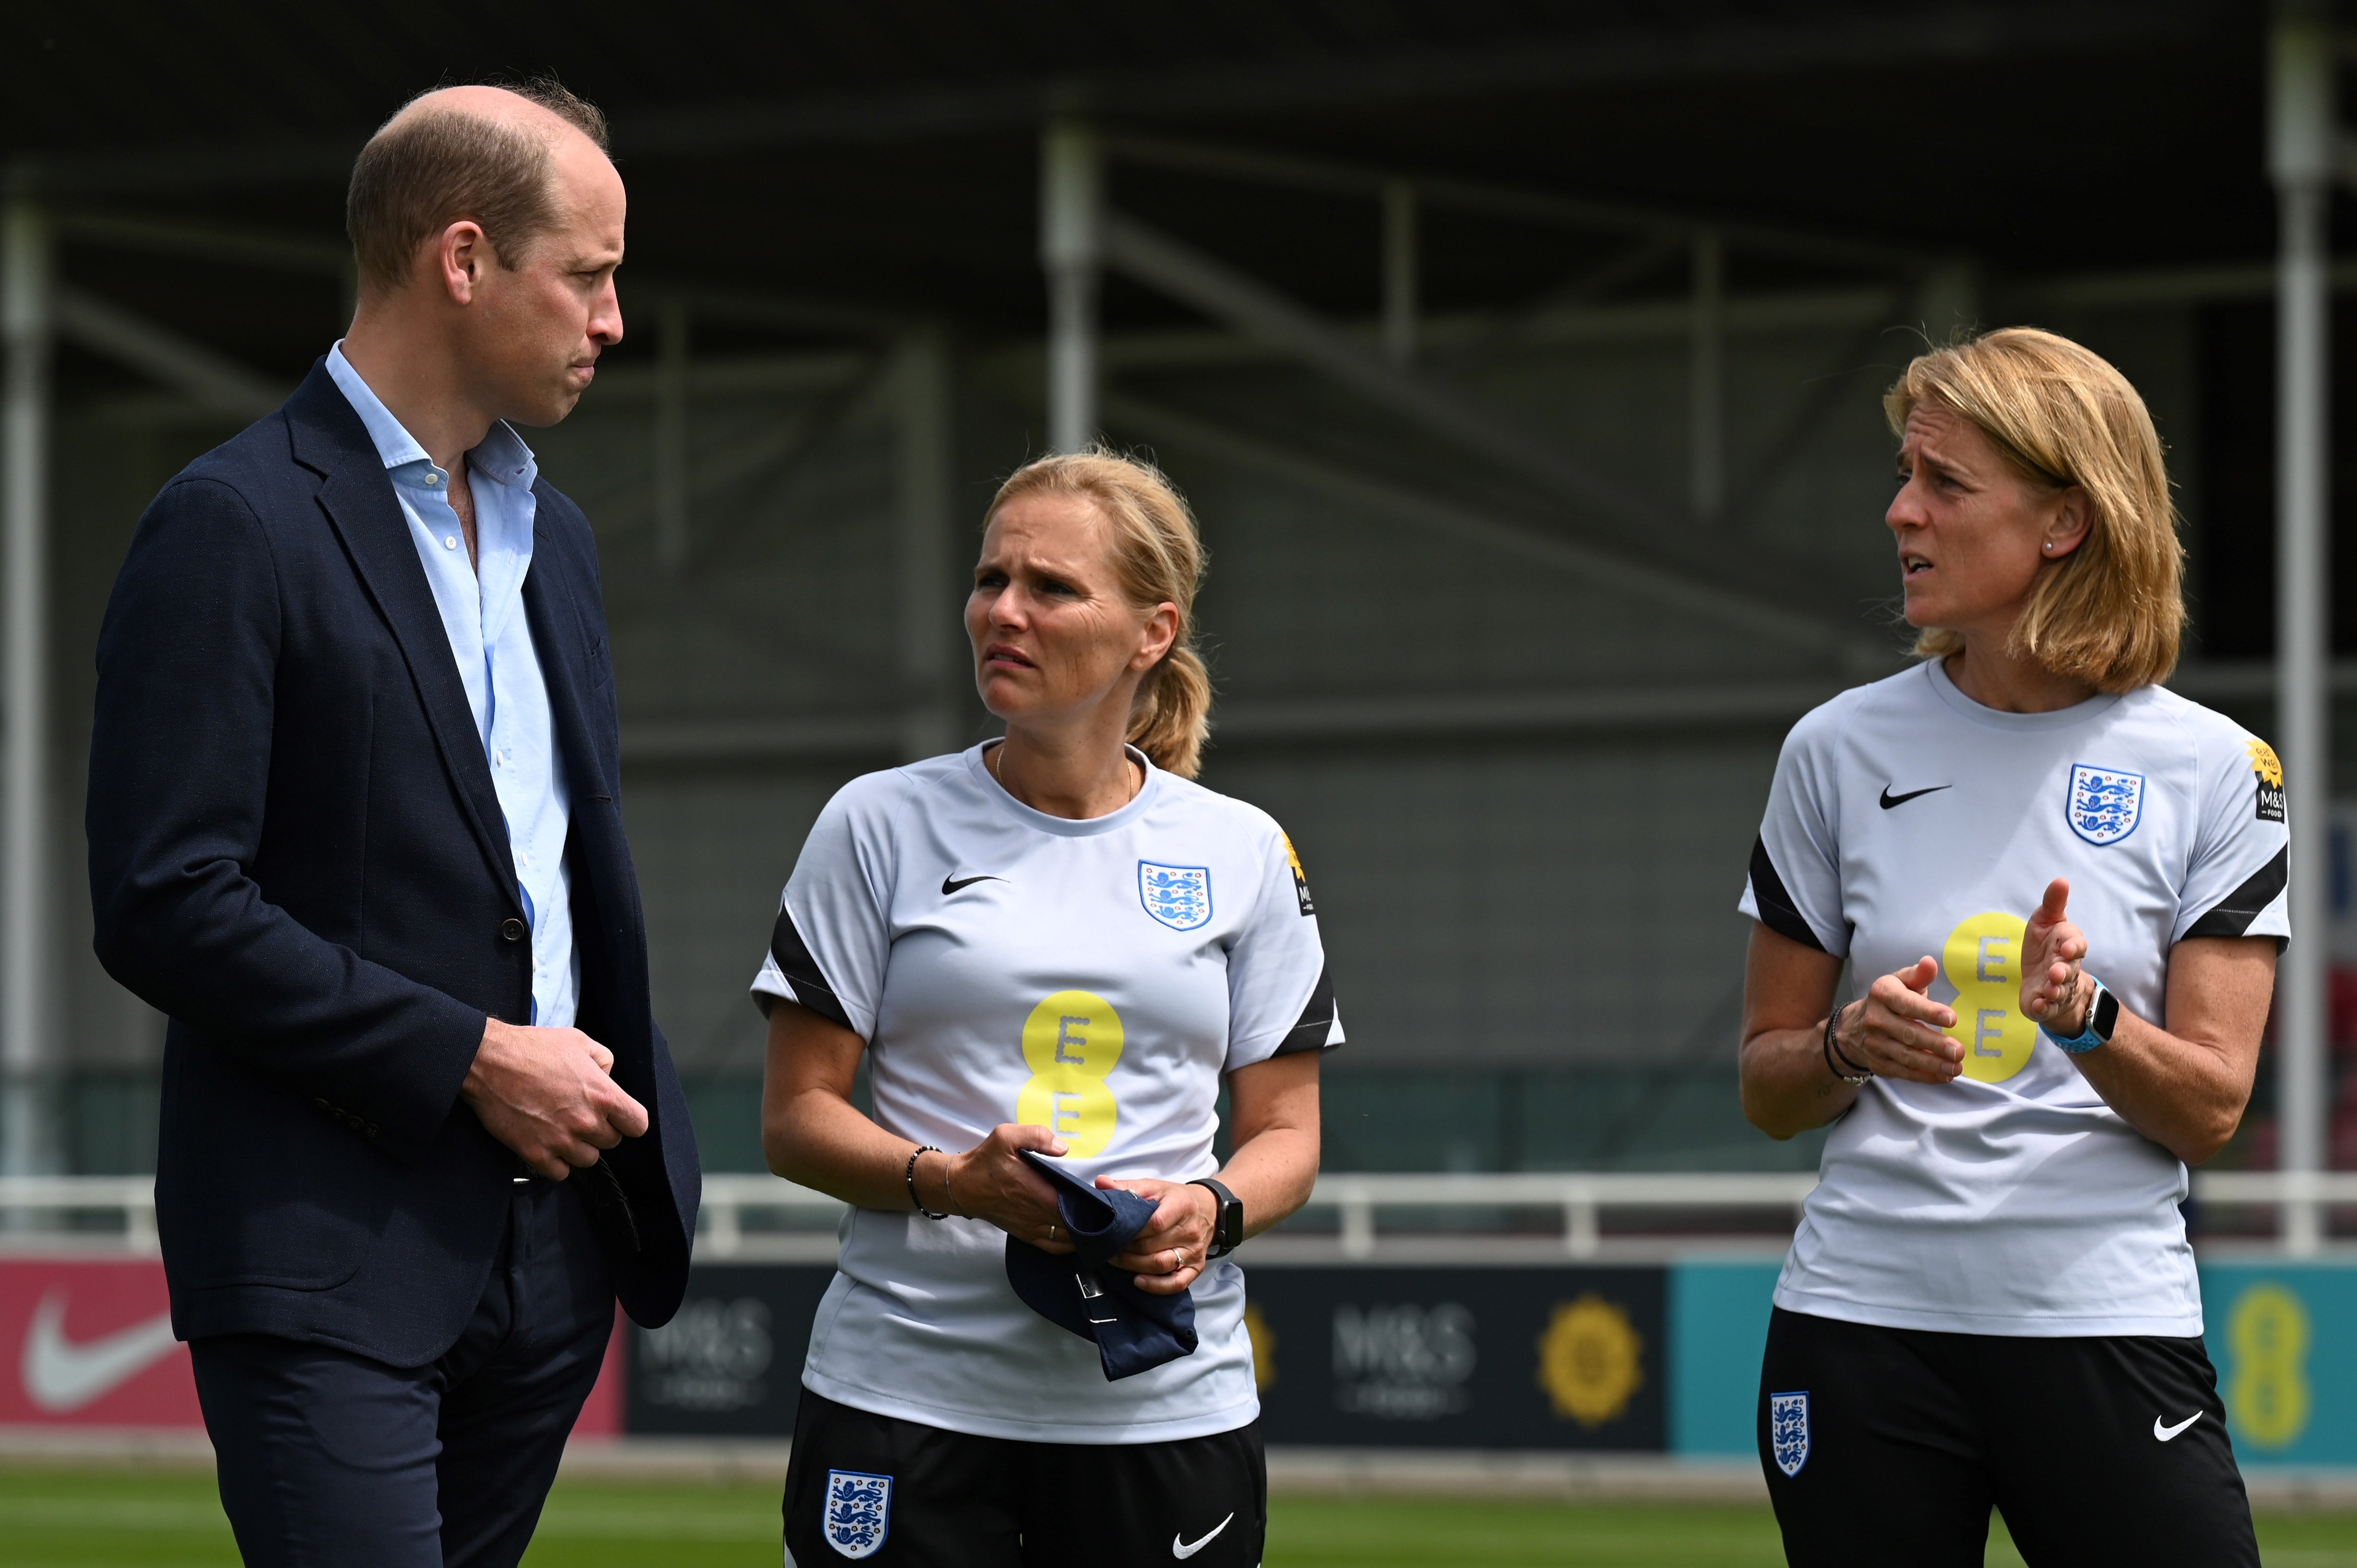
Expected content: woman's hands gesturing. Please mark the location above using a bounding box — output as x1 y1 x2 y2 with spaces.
2020 878 2093 1036
1830 957 1966 1083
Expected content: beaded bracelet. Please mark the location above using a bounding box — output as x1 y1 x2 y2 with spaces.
905 1144 948 1219
1822 1003 1871 1085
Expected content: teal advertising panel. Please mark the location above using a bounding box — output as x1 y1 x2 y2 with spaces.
1667 1259 2357 1466
1667 1260 1782 1456
2199 1263 2357 1467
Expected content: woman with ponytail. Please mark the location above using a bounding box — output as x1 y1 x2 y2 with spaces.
754 449 1338 1568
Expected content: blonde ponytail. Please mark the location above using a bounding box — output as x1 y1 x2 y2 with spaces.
984 448 1213 778
1127 643 1213 781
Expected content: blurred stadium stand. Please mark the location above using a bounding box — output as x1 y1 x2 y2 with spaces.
0 0 2347 1197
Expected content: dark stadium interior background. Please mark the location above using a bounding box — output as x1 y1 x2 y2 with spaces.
1 1 2347 1207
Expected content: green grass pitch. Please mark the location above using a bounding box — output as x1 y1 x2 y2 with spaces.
8 1471 2357 1566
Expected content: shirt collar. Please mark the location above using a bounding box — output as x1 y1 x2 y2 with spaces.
325 341 539 493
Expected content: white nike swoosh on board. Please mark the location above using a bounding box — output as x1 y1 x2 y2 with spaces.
2154 1412 2202 1441
21 1291 182 1412
1173 1512 1234 1559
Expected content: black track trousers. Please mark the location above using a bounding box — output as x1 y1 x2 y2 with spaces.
1759 1307 2257 1568
783 1389 1265 1567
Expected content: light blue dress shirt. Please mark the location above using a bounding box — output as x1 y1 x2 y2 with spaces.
326 344 579 1030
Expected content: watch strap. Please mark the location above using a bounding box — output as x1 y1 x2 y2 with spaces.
2043 977 2116 1054
1189 1177 1244 1258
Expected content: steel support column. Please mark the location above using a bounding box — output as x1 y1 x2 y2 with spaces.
1382 178 1417 367
1041 120 1101 454
1690 230 1725 519
895 325 957 761
1 194 56 1176
2270 3 2333 1253
1916 259 1980 345
655 298 690 571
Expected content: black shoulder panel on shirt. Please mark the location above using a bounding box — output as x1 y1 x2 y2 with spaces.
770 906 854 1032
1748 835 1827 953
1273 964 1338 1057
2182 846 2290 948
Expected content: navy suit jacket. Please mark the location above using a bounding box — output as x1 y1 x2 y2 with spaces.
87 361 698 1366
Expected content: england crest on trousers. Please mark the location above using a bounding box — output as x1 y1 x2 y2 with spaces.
1139 862 1213 930
1770 1391 1810 1477
821 1470 892 1559
2067 763 2144 846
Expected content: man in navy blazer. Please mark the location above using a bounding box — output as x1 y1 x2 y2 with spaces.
85 81 696 1567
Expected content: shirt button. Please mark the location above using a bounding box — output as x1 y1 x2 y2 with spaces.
501 918 526 942
425 473 439 486
444 536 458 550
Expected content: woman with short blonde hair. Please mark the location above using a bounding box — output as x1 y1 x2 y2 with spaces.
756 448 1337 1566
1738 328 2279 1566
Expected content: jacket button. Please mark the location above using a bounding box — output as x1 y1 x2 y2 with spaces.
500 918 526 942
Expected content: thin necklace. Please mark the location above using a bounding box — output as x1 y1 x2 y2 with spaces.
988 742 1143 802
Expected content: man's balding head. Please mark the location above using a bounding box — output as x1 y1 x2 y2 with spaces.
346 79 610 296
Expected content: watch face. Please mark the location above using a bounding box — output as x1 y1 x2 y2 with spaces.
2093 987 2121 1041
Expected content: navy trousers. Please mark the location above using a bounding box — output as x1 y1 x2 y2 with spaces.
189 1179 615 1568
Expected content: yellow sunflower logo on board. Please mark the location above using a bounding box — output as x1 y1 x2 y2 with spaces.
1536 1295 1643 1427
1243 1303 1276 1393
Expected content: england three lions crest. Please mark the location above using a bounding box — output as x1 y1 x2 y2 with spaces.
1769 1391 1810 1477
821 1469 892 1559
2067 763 2144 847
1139 862 1212 930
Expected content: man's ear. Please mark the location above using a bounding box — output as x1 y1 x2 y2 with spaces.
436 220 488 306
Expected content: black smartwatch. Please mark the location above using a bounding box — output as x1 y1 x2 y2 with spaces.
1190 1177 1244 1259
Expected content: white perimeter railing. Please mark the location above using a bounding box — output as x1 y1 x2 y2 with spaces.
10 1171 2357 1261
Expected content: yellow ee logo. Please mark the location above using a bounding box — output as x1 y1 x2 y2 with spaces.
1940 912 2036 1083
1014 990 1124 1159
2226 1282 2312 1450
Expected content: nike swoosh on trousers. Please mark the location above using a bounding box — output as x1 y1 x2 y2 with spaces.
21 1292 182 1412
2154 1412 2202 1441
1172 1512 1235 1558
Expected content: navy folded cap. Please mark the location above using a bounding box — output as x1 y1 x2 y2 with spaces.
1004 1150 1198 1382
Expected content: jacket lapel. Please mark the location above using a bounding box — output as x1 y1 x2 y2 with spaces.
523 527 633 1000
286 365 520 907
522 542 606 805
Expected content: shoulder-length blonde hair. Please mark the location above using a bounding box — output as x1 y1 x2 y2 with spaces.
1885 327 2184 692
984 448 1214 779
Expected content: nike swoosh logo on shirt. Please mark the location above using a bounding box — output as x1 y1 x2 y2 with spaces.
941 874 1004 896
22 1292 182 1412
1878 784 1953 810
2154 1412 2202 1441
1172 1513 1234 1558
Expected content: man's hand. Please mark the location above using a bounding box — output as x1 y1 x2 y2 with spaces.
461 1017 648 1179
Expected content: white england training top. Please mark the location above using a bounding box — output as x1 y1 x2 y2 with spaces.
1740 659 2289 1337
751 743 1342 1442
